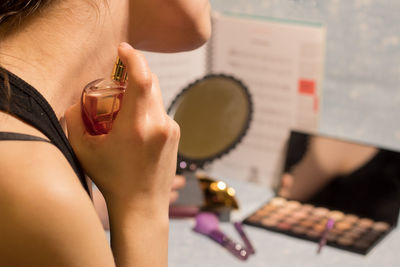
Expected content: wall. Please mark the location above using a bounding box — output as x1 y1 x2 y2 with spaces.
210 0 400 150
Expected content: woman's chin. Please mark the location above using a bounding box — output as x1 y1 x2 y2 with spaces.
133 29 211 53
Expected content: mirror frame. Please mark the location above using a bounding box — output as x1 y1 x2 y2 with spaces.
167 74 253 171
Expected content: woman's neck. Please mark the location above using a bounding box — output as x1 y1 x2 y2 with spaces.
0 0 129 121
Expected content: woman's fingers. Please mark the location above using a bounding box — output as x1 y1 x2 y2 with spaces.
278 173 294 198
149 74 166 117
116 43 156 124
169 175 186 204
114 42 175 147
169 191 179 204
65 44 180 202
171 175 186 190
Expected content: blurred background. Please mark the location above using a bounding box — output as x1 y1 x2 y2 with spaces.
210 0 400 151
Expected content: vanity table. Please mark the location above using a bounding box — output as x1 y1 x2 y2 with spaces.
168 177 400 267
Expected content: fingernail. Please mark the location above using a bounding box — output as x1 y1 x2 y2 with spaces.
119 42 133 50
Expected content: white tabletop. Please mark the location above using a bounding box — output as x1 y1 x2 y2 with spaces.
168 177 399 267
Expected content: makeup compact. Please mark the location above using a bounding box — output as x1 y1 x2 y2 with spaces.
168 74 253 217
244 131 400 255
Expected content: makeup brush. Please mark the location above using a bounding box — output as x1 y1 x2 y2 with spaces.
317 218 335 254
234 222 255 254
193 212 249 260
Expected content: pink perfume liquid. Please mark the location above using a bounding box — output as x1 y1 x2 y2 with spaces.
81 79 126 135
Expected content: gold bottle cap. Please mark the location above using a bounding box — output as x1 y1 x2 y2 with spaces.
112 57 128 82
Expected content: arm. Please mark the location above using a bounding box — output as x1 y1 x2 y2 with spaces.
0 44 179 267
0 142 115 267
279 136 343 201
93 174 186 230
66 43 180 266
279 136 378 201
0 140 174 267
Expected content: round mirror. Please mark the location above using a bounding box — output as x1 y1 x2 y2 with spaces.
168 74 253 171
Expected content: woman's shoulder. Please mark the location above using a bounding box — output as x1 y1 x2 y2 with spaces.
0 136 115 266
0 111 50 140
0 110 83 194
0 135 85 201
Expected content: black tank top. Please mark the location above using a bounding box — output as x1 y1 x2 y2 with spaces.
0 68 89 194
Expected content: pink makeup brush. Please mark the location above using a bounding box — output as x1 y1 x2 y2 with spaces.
317 218 335 254
234 222 255 254
193 212 249 261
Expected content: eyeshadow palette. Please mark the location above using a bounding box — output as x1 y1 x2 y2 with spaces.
243 197 393 255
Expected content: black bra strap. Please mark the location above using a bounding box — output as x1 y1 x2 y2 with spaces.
0 68 89 194
0 132 52 143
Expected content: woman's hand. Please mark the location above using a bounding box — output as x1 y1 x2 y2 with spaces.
65 43 180 208
169 175 186 203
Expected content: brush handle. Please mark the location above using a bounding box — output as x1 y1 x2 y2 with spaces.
317 218 335 254
234 222 255 254
209 230 249 260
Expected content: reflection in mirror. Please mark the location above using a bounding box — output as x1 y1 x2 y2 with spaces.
279 131 400 225
168 74 252 170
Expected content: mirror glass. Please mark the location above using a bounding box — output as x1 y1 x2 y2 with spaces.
278 131 400 225
168 74 252 168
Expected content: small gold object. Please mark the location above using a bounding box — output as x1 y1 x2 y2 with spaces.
112 57 128 82
198 175 239 211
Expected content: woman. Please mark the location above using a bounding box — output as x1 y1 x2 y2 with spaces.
0 0 211 266
278 132 400 224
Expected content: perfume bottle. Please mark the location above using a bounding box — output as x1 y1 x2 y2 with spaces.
81 58 128 135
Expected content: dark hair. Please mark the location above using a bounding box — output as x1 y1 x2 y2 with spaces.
0 68 11 111
0 1 54 33
0 0 101 111
0 1 55 111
